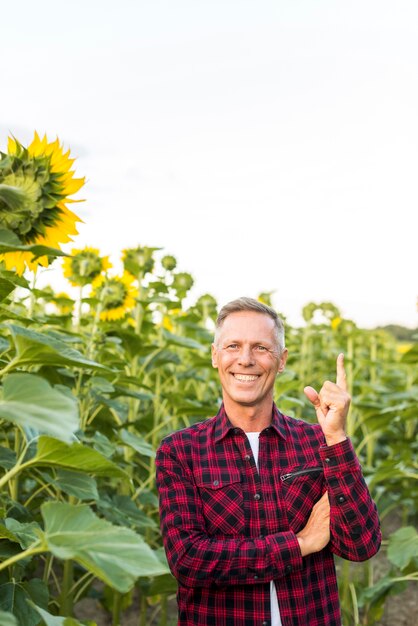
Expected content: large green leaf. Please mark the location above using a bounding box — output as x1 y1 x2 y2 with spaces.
96 495 157 531
29 436 127 478
0 611 19 626
6 324 108 370
0 374 79 442
143 348 181 371
137 547 177 595
162 329 206 351
4 519 41 549
0 445 17 469
387 526 418 570
29 602 94 626
0 278 15 302
53 470 99 501
41 502 169 593
0 524 20 543
358 573 408 606
119 429 155 458
0 579 48 626
0 269 30 289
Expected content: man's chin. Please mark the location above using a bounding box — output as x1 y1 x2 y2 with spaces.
228 394 262 407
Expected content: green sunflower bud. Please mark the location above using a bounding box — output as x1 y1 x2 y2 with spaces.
161 255 177 271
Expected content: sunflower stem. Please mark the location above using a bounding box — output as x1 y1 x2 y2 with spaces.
0 542 45 573
28 267 38 317
76 285 84 332
86 299 103 360
60 559 74 616
0 357 19 379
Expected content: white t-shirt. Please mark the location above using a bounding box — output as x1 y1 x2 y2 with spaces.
246 432 282 626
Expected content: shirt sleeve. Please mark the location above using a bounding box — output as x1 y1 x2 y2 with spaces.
320 437 381 561
156 441 303 588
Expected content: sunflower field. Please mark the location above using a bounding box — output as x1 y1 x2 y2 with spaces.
0 134 417 626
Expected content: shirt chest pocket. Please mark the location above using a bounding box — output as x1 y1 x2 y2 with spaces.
280 465 325 532
195 471 244 537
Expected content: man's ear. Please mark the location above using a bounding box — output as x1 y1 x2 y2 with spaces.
211 343 218 368
277 348 288 374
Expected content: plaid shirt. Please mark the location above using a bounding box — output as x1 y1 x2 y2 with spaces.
156 404 381 626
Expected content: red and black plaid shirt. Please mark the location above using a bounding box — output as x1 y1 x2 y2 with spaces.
156 404 381 626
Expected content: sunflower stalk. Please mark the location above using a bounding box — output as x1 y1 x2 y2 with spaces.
86 298 103 361
76 285 84 332
28 267 38 317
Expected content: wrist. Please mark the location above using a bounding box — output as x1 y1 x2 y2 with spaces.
324 432 347 446
296 535 307 557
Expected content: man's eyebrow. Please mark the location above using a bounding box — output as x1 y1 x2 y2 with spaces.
221 338 274 345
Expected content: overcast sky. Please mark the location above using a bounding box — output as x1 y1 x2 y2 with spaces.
1 0 417 328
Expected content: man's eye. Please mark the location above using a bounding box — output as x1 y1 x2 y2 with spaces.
227 344 238 349
256 345 267 351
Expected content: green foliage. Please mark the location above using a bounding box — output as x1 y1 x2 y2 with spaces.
0 374 79 441
39 502 168 592
0 237 416 626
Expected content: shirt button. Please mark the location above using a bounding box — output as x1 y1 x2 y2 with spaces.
244 454 251 461
262 622 269 626
325 457 331 463
254 574 259 580
337 495 346 503
234 428 240 434
285 565 292 574
212 480 219 487
254 493 261 501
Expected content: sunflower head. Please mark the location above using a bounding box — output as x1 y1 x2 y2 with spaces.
63 247 111 287
194 294 218 321
172 272 194 299
161 254 177 271
91 272 138 322
122 246 157 278
0 132 84 274
52 292 74 315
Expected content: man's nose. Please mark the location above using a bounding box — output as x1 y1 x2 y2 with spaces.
238 346 254 366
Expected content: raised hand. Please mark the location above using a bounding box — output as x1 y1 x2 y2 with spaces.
303 353 350 446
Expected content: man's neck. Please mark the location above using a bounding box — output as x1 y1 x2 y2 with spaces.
222 398 274 433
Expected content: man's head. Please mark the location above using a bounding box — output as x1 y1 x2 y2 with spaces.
214 297 285 353
212 297 288 412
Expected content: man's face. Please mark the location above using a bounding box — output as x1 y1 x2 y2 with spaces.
211 311 288 411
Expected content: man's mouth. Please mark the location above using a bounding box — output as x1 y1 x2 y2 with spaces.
232 374 260 382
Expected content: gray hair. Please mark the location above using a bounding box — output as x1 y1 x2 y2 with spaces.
214 297 285 353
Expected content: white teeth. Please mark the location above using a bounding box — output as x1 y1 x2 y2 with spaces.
234 374 258 381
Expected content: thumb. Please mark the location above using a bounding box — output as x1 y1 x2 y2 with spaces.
304 386 320 407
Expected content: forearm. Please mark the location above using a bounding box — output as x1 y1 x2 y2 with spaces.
321 438 381 561
166 527 302 588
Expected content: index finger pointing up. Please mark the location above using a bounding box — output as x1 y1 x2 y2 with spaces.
336 353 348 390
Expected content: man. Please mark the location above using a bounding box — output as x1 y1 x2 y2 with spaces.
156 297 381 626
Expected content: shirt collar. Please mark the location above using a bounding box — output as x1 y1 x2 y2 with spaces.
214 403 288 443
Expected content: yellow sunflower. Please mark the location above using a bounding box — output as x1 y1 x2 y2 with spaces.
0 132 85 274
91 272 138 322
63 247 111 287
52 292 74 315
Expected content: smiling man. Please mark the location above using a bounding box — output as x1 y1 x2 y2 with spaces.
156 297 381 626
